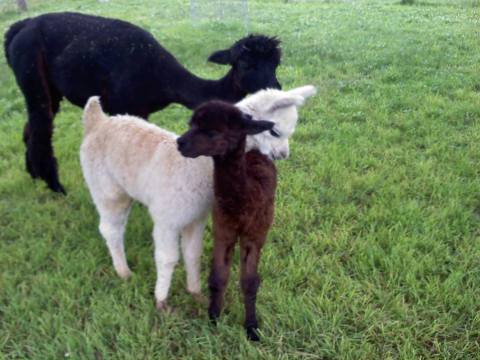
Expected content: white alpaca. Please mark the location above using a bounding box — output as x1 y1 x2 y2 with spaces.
80 85 316 310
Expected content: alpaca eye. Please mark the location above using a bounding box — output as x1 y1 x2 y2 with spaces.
239 60 254 70
269 129 281 138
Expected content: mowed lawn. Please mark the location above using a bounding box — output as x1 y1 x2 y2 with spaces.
1 0 480 358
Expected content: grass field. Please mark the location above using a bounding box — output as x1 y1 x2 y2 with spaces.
1 0 480 358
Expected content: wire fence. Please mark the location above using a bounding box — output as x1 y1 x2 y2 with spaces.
0 0 251 32
190 0 249 32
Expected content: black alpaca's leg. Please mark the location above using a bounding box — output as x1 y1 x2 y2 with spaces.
14 51 65 194
240 237 264 341
23 122 35 178
25 112 65 194
208 229 237 323
23 88 61 183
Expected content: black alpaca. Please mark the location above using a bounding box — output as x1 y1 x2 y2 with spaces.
4 12 281 194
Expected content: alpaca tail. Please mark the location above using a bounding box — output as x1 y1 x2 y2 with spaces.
83 96 107 135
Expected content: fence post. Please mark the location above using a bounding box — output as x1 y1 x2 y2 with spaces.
16 0 27 11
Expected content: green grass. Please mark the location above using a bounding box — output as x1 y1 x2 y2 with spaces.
1 0 480 358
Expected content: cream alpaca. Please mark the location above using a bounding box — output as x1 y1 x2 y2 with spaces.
80 85 316 309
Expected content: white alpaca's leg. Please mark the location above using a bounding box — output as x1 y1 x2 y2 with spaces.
153 224 180 310
97 196 133 279
181 220 206 296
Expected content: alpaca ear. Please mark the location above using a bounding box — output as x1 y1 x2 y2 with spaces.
243 118 275 135
267 94 305 113
288 85 317 100
208 49 232 65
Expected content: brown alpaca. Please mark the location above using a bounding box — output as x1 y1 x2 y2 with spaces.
177 101 276 341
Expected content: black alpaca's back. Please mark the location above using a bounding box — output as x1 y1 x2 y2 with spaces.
5 12 188 115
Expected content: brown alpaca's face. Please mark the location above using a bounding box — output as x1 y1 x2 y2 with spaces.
177 125 232 158
177 101 274 159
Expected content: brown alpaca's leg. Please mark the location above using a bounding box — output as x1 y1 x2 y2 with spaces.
208 228 237 323
240 236 265 341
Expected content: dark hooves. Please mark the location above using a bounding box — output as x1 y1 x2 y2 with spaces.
246 326 260 342
208 312 219 326
48 182 67 195
26 164 38 179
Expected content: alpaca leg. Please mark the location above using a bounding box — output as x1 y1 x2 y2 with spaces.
14 51 64 193
181 219 207 298
23 87 62 182
97 195 133 279
153 225 180 311
24 104 64 193
208 228 237 322
240 236 265 341
23 122 35 178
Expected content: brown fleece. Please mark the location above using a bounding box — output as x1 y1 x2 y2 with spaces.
177 101 277 341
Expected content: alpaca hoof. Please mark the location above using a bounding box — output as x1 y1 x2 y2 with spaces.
49 181 66 195
246 326 260 342
25 158 37 179
117 268 132 280
156 300 174 314
208 310 219 325
26 166 38 179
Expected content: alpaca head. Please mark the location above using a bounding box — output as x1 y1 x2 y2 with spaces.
208 34 282 93
177 101 274 158
236 85 317 160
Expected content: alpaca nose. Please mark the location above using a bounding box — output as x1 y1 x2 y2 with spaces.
279 149 289 159
272 149 288 160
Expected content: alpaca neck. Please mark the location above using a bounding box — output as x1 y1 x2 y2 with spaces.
175 68 244 109
213 140 248 213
